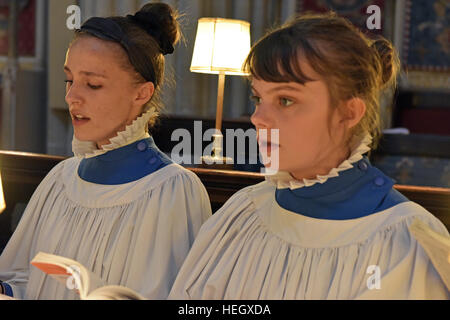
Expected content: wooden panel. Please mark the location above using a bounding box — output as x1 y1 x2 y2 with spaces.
373 133 450 158
0 151 66 249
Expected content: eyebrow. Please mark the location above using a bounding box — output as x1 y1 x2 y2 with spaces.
63 66 107 78
251 84 304 95
268 84 303 93
250 86 260 95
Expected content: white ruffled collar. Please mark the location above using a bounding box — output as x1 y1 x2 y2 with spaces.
72 106 158 159
264 133 372 190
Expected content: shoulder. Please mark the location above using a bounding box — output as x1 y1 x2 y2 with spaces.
170 164 204 183
203 180 274 227
116 163 209 201
156 165 211 203
357 200 447 238
62 160 209 207
355 202 450 298
59 156 81 179
37 156 80 186
221 180 275 210
400 202 450 240
154 164 207 191
358 201 449 258
49 156 77 173
131 164 211 206
377 201 447 233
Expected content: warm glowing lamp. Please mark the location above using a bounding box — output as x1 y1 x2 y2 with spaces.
0 172 5 214
190 17 251 165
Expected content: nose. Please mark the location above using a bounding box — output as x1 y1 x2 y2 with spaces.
65 82 83 107
250 102 275 131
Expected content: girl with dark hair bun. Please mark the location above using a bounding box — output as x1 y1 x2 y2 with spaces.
170 13 449 299
0 3 211 299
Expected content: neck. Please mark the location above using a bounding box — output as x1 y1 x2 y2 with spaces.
290 144 351 181
96 141 109 149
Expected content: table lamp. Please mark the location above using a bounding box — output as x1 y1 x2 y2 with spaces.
190 17 251 166
0 172 5 214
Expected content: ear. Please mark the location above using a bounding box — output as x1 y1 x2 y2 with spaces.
133 82 155 108
339 97 366 129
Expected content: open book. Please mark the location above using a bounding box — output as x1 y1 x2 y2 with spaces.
31 252 145 300
409 218 450 290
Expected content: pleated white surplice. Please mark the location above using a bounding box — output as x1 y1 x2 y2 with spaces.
0 157 211 300
169 181 450 300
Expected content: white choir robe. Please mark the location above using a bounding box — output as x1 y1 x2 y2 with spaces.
0 154 211 299
169 173 449 300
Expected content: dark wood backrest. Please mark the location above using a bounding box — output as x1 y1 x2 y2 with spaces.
1 150 449 251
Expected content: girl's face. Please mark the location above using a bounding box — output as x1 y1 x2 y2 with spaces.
64 36 146 147
250 59 349 180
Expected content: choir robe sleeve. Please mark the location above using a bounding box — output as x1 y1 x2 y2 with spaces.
0 161 65 299
126 168 212 298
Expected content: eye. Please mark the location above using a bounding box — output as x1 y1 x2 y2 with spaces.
280 97 294 107
250 95 261 105
87 83 102 90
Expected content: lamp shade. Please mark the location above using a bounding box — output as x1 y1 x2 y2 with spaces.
0 172 5 214
190 18 251 76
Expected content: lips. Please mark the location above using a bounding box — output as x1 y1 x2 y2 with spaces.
258 138 280 151
258 140 279 148
70 108 90 119
258 141 280 159
70 111 91 126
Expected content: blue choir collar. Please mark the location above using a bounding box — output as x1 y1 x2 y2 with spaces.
78 137 172 185
275 157 408 220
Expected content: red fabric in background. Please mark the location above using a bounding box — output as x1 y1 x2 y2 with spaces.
0 0 36 56
298 0 385 36
398 108 450 136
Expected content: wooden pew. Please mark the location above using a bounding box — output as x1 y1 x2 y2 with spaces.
1 151 449 251
0 151 66 250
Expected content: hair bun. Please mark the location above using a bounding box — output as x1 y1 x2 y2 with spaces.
127 3 180 55
370 37 399 89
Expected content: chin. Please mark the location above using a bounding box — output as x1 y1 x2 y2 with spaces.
73 131 95 142
262 161 285 173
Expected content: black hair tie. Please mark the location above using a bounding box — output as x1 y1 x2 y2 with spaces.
126 12 174 55
79 17 131 48
79 17 157 84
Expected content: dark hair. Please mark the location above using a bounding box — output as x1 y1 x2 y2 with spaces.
72 2 181 127
244 12 400 149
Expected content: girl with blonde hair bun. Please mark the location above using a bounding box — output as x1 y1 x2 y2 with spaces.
0 3 211 299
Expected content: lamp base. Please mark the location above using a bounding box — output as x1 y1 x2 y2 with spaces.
199 155 234 170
